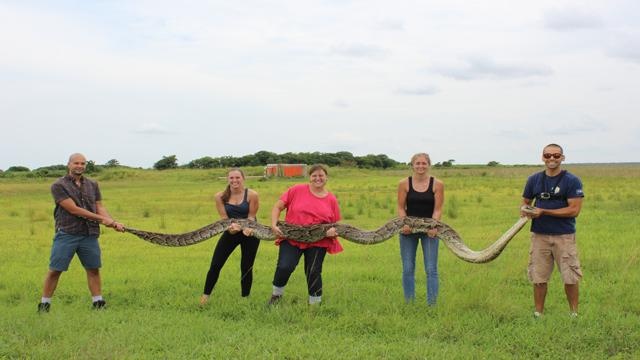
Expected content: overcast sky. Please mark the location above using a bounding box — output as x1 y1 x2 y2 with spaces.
2 0 639 169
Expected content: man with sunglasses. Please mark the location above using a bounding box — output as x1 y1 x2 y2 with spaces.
521 143 584 318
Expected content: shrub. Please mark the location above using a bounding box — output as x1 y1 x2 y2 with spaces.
154 155 178 170
7 166 30 172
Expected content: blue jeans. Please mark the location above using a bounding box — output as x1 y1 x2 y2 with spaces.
400 233 439 305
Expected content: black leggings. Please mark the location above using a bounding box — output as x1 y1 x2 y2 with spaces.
272 240 327 297
203 231 260 296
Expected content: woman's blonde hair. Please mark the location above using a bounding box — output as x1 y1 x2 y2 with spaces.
410 153 431 166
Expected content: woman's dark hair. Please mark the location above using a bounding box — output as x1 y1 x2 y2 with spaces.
221 168 245 203
307 164 329 176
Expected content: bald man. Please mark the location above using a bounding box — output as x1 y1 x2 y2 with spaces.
38 153 125 313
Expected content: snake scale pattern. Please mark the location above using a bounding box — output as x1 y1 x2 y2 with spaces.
125 211 531 263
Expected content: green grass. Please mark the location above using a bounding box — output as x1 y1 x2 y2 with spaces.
1 165 639 359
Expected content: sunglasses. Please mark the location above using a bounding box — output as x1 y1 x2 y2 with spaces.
543 153 563 159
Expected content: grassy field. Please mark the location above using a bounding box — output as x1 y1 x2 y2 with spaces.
1 165 639 359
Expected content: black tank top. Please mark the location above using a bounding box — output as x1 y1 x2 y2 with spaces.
406 176 435 218
224 188 250 219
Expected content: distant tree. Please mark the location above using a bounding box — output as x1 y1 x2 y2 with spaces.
303 151 321 165
239 154 255 166
487 161 500 167
253 150 280 165
105 159 120 167
320 154 341 167
35 165 67 171
85 160 98 173
335 151 356 166
187 156 220 169
353 154 397 169
154 155 178 170
30 169 67 178
218 156 240 168
441 159 455 167
30 165 67 178
354 155 374 168
279 152 302 164
377 154 397 169
7 166 30 172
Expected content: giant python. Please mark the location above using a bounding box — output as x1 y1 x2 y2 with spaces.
124 205 535 264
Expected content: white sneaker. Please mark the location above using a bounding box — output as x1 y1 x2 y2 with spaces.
570 312 578 318
533 311 542 318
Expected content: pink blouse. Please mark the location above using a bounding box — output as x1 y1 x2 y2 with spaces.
277 184 343 254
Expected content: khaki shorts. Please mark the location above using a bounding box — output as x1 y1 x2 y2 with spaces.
528 233 583 285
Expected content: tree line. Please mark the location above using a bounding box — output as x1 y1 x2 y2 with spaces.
0 161 114 178
154 151 400 170
1 151 502 176
0 151 408 177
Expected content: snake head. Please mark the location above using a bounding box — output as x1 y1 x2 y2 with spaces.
520 205 537 216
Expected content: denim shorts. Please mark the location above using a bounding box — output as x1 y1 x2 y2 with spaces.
49 231 102 271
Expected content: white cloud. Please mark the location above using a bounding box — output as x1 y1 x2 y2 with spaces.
330 132 363 143
332 99 350 108
432 57 554 81
607 35 640 64
375 19 405 31
133 123 172 135
329 43 388 58
543 118 609 136
543 8 604 31
395 86 439 96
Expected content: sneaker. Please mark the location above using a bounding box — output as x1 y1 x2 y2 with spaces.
92 300 107 310
533 311 542 318
308 295 322 305
268 295 282 306
37 302 50 313
570 312 578 318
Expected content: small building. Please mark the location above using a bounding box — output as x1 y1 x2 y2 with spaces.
264 164 307 178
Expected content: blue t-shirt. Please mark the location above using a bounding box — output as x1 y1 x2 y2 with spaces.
522 170 584 235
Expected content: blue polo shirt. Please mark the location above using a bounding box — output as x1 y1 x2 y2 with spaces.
522 170 584 235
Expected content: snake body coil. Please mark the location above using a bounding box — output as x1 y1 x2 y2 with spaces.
125 212 531 263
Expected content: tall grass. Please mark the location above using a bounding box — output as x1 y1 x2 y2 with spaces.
1 165 639 359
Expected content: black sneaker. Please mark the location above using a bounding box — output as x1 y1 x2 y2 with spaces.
268 295 282 306
92 300 107 310
37 302 50 313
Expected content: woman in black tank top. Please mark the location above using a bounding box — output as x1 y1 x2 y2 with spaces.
397 153 445 305
200 168 260 305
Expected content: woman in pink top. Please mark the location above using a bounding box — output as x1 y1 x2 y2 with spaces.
269 164 342 305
